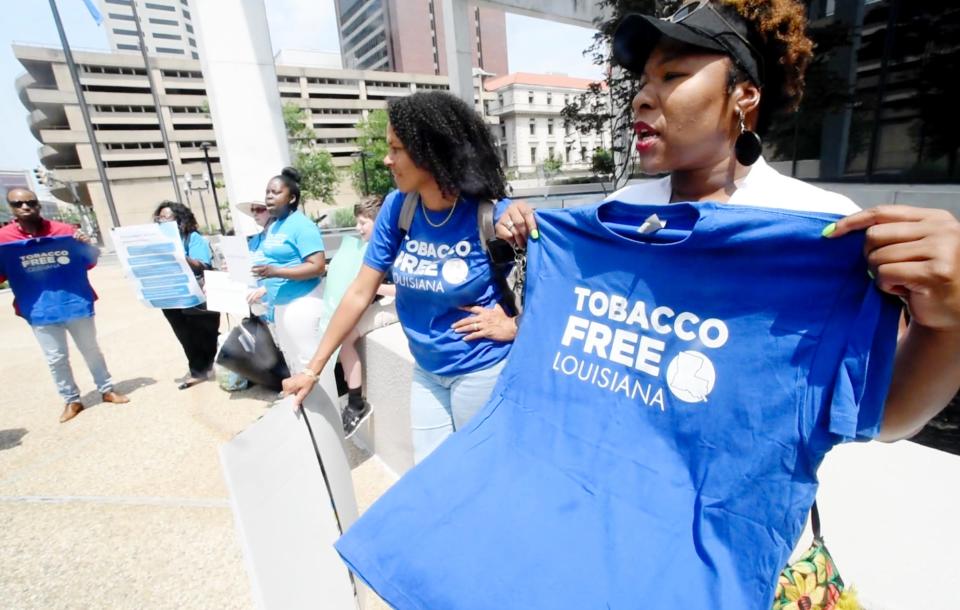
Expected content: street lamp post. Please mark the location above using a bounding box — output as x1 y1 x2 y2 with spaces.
200 143 225 234
184 173 211 230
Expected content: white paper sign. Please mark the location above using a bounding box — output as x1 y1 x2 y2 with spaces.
112 223 205 309
219 235 257 287
204 270 251 315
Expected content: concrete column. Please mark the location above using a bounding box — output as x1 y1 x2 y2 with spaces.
190 0 289 237
440 0 475 104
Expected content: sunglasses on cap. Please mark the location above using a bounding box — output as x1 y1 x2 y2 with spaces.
9 199 40 209
251 206 268 214
668 0 764 82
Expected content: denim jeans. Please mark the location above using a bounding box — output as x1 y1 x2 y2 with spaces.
32 316 113 404
410 358 507 463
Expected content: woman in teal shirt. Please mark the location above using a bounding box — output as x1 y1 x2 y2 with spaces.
249 167 328 377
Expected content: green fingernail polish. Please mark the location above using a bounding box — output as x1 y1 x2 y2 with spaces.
867 269 875 280
531 229 540 240
821 222 836 238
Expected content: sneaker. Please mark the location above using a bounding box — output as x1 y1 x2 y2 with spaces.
342 399 373 439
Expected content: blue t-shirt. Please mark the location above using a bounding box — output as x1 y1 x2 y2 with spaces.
184 231 212 267
252 210 324 306
364 190 512 376
0 236 98 326
336 201 902 609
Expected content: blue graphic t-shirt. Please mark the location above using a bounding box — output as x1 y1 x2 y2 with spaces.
0 236 98 326
253 210 325 306
184 231 212 266
364 190 512 376
336 201 902 609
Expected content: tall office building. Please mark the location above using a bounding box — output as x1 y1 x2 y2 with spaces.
334 0 508 76
99 0 200 59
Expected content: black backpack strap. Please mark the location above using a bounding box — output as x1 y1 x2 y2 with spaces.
477 200 520 316
810 500 822 541
477 200 496 255
398 192 418 235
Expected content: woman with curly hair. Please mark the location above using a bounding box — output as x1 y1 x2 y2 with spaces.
284 91 516 458
503 0 960 443
153 201 221 389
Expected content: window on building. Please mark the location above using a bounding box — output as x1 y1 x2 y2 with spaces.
185 23 194 33
105 0 132 5
149 17 178 26
145 2 175 11
529 119 536 135
191 52 199 60
547 119 554 136
117 43 139 51
108 12 135 21
528 91 534 104
546 92 552 105
565 146 571 160
153 32 182 40
581 146 588 160
548 146 555 159
497 93 503 107
113 28 138 36
189 38 197 47
530 147 537 163
157 47 185 55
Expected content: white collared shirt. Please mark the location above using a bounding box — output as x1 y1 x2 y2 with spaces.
607 157 860 216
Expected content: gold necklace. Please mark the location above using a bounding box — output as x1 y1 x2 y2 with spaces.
420 195 458 228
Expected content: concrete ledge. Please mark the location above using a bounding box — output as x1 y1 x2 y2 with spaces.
356 323 414 477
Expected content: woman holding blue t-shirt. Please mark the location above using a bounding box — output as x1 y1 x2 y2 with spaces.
249 167 329 376
283 91 518 461
153 201 221 390
500 0 960 446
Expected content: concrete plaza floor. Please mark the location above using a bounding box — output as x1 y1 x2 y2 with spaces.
0 256 394 609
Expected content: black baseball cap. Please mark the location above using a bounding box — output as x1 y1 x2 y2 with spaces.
612 2 764 86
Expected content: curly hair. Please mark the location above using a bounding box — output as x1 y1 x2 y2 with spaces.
387 91 506 201
270 166 302 209
717 0 814 134
152 201 198 237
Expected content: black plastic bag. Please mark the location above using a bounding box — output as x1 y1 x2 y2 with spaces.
215 317 290 391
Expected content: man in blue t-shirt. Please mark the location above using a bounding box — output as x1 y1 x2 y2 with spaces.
0 188 129 423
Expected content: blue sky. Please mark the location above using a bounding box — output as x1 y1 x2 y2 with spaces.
0 1 601 170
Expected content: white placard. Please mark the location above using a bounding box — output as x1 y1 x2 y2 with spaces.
111 223 205 309
219 235 257 287
203 270 251 315
221 387 364 610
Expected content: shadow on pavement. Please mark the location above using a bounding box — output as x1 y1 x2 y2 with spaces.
79 376 158 405
0 428 28 451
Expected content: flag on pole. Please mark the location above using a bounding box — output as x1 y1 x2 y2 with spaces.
81 0 103 25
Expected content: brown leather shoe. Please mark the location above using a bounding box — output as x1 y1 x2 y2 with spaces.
102 391 130 404
60 402 84 423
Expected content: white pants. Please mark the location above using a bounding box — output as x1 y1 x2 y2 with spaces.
274 285 338 407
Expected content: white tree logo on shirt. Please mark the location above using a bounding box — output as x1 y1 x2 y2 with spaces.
666 350 716 403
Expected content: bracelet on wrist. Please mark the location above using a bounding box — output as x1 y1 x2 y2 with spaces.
301 368 318 380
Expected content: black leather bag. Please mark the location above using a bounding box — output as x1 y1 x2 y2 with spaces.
215 317 289 391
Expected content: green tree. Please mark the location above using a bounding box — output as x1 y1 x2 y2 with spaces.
591 148 615 178
542 153 563 177
560 1 682 187
351 110 394 196
282 103 340 205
